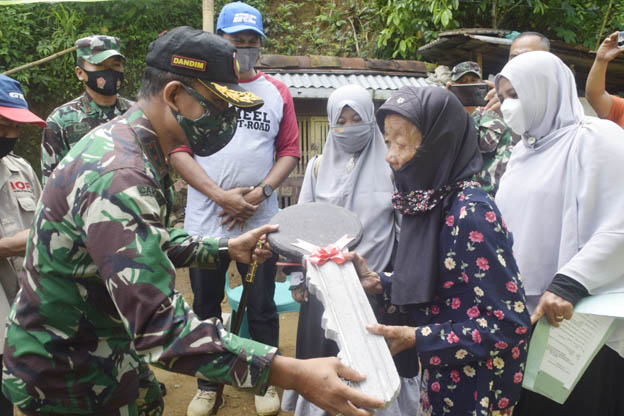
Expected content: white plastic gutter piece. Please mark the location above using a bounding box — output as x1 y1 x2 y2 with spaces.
305 259 401 410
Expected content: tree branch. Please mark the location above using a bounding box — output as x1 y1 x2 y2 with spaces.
3 46 77 76
348 17 360 56
596 0 613 51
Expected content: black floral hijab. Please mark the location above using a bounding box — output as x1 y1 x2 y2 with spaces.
376 86 483 305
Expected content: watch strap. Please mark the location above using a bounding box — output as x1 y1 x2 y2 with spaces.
258 182 273 197
218 238 230 264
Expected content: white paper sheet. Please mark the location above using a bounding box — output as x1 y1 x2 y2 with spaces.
538 313 614 388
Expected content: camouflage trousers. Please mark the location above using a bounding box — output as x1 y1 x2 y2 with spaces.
14 361 163 416
136 361 165 416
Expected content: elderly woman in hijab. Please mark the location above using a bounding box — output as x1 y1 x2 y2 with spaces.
348 86 531 416
282 84 420 416
495 51 624 415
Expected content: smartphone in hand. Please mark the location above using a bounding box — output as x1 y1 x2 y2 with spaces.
448 83 489 107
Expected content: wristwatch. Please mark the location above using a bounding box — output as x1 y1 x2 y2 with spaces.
218 238 230 264
257 182 273 198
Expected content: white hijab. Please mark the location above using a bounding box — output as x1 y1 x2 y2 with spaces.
495 52 624 353
299 85 396 271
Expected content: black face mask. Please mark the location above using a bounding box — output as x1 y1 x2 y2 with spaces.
0 138 18 159
81 68 124 96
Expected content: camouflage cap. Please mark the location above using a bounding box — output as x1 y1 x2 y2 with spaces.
75 35 125 65
451 61 482 82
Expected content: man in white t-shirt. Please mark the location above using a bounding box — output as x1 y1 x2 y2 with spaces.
169 3 300 415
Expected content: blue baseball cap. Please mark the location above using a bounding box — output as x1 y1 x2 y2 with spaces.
217 2 265 38
0 75 45 127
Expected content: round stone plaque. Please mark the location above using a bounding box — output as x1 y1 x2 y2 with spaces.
267 202 363 261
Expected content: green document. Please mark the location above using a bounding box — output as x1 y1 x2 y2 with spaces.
523 293 624 404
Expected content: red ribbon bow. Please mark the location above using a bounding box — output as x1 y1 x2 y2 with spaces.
308 244 347 265
292 235 354 266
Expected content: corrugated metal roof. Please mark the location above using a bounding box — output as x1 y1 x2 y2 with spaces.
265 72 433 99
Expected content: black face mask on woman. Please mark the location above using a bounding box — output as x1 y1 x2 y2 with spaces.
0 138 18 159
81 68 124 96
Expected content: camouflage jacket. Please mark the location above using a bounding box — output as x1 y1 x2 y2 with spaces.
471 107 521 196
41 92 133 184
2 105 277 415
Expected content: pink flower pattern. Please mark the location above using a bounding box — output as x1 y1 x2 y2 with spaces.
378 187 531 414
476 257 490 271
469 231 484 243
447 331 460 344
450 370 461 383
466 306 480 318
495 341 508 350
498 397 510 409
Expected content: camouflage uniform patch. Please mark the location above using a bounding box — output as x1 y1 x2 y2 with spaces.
41 92 133 184
75 35 126 65
450 61 482 82
471 108 521 195
3 105 277 415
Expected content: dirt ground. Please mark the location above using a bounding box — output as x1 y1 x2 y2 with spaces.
152 266 297 416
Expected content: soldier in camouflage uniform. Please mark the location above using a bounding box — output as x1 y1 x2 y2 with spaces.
40 35 160 416
2 27 382 416
41 35 133 185
446 61 520 195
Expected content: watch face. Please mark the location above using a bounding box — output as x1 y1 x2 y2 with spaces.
262 184 273 197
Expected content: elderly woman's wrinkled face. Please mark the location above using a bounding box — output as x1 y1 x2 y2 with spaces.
384 113 422 171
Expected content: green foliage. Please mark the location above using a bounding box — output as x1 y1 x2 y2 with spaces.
261 0 379 57
375 0 453 59
305 0 379 57
376 0 624 59
264 2 306 55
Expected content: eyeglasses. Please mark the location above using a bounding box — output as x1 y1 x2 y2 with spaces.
179 82 227 118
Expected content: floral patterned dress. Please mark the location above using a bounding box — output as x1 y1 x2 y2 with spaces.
379 186 531 415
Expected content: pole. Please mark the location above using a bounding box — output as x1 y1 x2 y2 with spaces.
203 0 214 33
3 46 77 76
212 241 262 414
